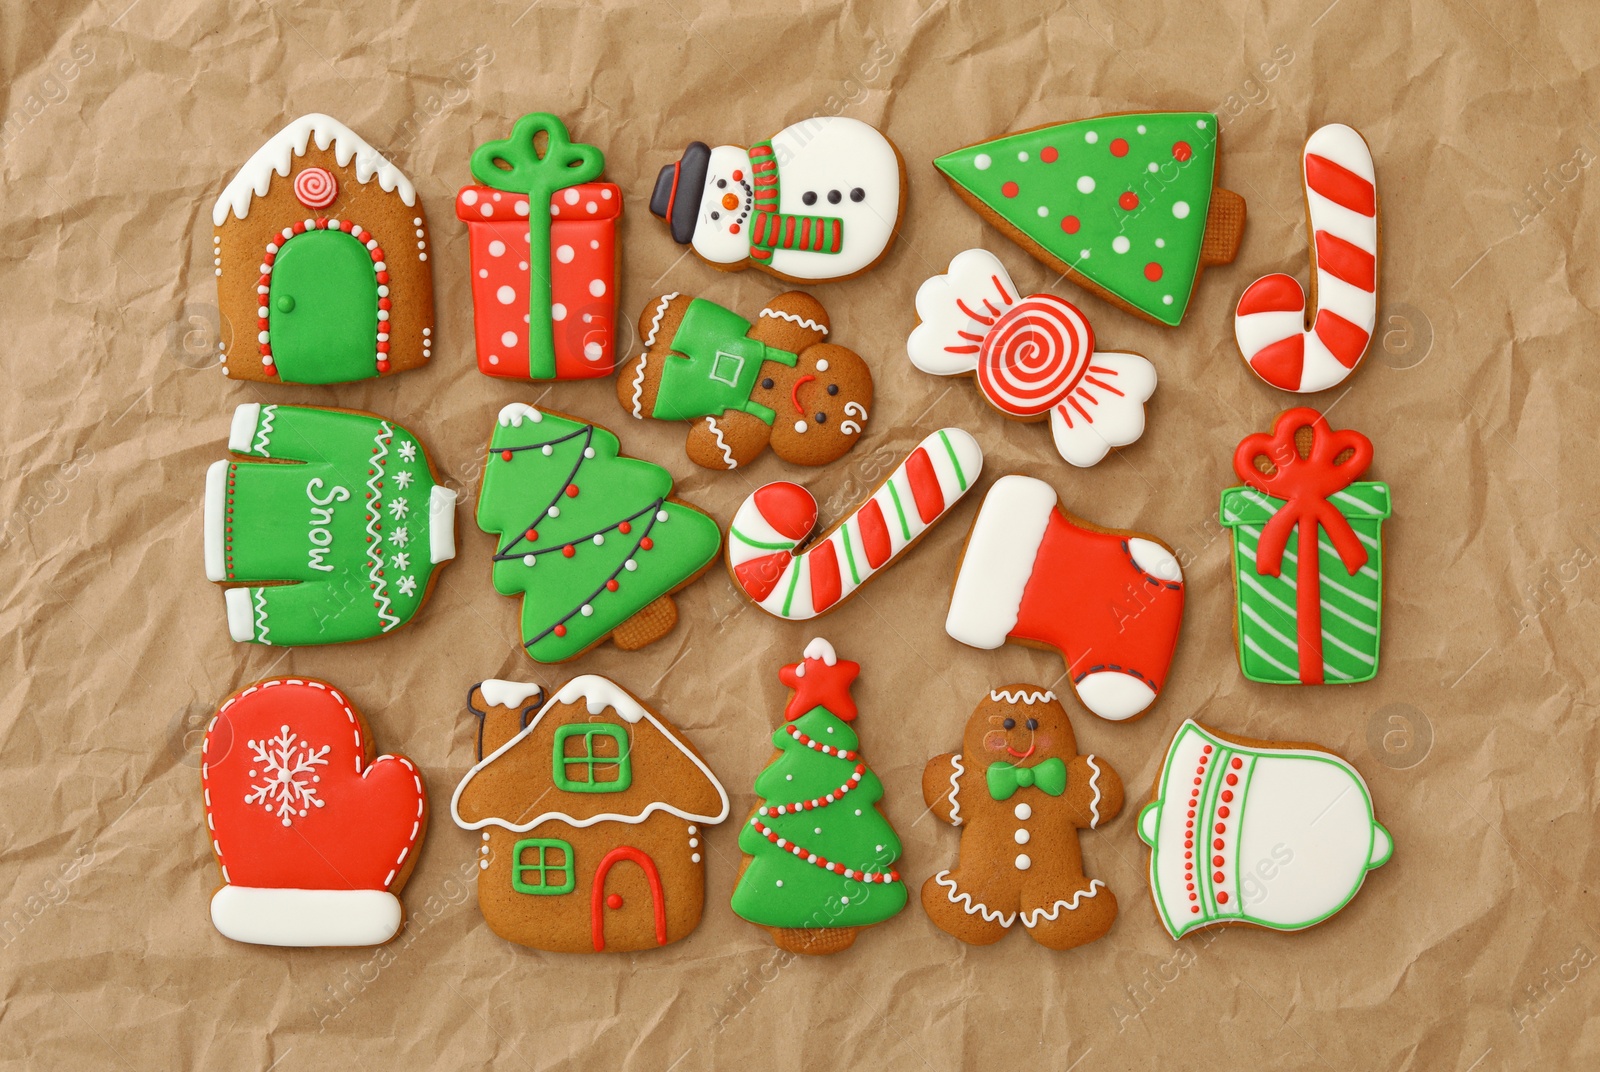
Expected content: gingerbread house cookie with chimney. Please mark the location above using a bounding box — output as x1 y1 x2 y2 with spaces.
451 677 729 953
211 113 435 384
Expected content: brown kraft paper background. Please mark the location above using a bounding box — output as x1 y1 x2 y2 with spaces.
2 0 1597 1068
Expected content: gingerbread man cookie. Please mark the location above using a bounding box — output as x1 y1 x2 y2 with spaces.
922 687 1123 950
616 291 872 470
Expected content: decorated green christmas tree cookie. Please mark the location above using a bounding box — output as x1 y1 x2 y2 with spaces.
476 403 722 663
730 638 907 955
934 111 1245 327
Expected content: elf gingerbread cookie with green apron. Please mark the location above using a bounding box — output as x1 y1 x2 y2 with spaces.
615 292 872 470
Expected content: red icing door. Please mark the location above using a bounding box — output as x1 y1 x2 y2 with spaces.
590 845 667 952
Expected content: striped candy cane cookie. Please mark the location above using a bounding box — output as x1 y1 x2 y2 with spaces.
727 429 984 620
1234 124 1379 394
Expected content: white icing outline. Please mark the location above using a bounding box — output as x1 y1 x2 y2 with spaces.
988 688 1055 706
1085 755 1103 829
758 307 829 336
1018 879 1105 929
451 675 730 832
946 753 965 826
705 416 736 469
213 114 417 227
365 423 399 632
932 869 1014 927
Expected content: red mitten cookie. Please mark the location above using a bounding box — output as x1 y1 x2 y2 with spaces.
923 687 1122 950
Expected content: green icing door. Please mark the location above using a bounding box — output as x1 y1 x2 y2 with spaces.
267 229 380 384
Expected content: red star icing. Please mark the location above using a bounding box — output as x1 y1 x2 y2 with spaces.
778 638 860 722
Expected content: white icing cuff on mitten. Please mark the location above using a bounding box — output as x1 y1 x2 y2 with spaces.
945 475 1056 650
204 460 230 581
430 485 458 563
1075 672 1157 722
228 403 261 453
210 886 402 947
224 587 256 643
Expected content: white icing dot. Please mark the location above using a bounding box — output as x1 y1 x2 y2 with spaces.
488 240 506 256
688 826 697 834
589 279 606 297
1156 238 1166 248
480 204 492 217
496 285 515 305
1077 176 1096 194
855 809 862 816
590 239 599 249
815 359 829 372
793 420 807 433
515 200 529 216
592 534 604 546
552 303 567 321
1017 150 1029 162
550 204 558 216
1148 162 1159 173
625 560 637 571
523 554 536 566
1197 118 1208 129
580 605 593 616
501 331 517 347
1015 854 1032 871
489 354 500 365
1084 130 1099 144
556 244 575 263
1113 236 1130 253
840 896 849 905
1015 802 1032 819
1138 124 1147 134
582 314 592 323
1036 206 1048 217
547 506 560 518
1163 295 1174 305
461 189 478 205
1173 201 1191 219
1014 829 1030 844
656 509 669 522
1079 249 1091 259
786 774 793 781
585 201 597 214
583 448 595 458
691 853 701 863
519 261 528 271
584 341 603 361
973 153 991 170
776 880 784 888
814 828 822 834
492 193 502 202
478 268 488 278
541 445 553 456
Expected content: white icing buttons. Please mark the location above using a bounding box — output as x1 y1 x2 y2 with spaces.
1014 802 1032 820
1015 854 1032 871
1014 829 1030 845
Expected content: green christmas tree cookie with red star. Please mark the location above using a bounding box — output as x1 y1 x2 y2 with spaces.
934 111 1246 327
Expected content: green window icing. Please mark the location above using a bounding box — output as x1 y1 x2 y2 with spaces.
551 724 632 793
267 228 380 384
511 838 577 895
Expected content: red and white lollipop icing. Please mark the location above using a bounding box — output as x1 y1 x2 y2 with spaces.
908 249 1156 468
293 166 338 210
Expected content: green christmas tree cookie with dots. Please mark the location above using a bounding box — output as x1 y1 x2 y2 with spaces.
935 112 1245 327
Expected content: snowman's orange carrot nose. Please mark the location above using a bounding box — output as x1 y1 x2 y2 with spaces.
722 192 740 210
790 374 815 413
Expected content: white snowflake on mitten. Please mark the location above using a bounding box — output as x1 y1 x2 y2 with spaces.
244 725 330 827
398 440 417 462
394 470 414 489
391 526 410 548
390 551 411 571
388 497 410 520
397 575 418 597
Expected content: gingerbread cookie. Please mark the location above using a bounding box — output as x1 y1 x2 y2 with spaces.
650 116 905 283
731 639 907 955
212 114 433 383
908 249 1157 467
945 475 1184 722
934 112 1245 327
204 404 457 646
1139 720 1392 938
727 428 983 619
475 403 722 662
202 678 426 946
616 291 872 469
1234 124 1379 392
452 676 729 953
457 113 622 380
923 687 1122 950
1220 407 1390 685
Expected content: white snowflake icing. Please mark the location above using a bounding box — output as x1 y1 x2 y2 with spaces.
390 551 411 571
391 525 410 548
394 469 414 489
397 575 418 597
244 725 329 827
397 440 417 462
388 497 410 520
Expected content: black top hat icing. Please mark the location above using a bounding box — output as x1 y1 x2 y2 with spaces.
650 141 711 245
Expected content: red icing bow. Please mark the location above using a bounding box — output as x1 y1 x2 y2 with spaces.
778 638 860 721
1232 407 1374 685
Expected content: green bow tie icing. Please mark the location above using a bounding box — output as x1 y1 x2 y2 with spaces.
987 758 1068 800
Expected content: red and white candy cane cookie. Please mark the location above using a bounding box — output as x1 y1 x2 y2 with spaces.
727 429 983 620
909 249 1156 468
1234 124 1379 393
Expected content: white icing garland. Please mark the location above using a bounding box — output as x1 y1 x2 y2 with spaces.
932 869 1014 927
758 307 829 336
365 423 399 632
988 688 1055 706
1018 880 1105 928
1086 754 1103 829
254 404 276 456
946 753 965 826
705 416 736 469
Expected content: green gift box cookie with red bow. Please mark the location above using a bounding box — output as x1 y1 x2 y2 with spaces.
1220 408 1391 685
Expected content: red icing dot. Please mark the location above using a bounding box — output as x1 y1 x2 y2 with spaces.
1144 262 1164 281
565 484 579 498
553 624 567 637
1213 838 1224 850
606 579 619 592
1217 891 1230 905
1173 141 1193 162
1221 790 1233 802
1215 823 1226 834
1214 872 1225 883
1218 806 1230 818
1213 855 1225 867
1191 905 1201 913
1001 181 1019 198
1110 137 1129 157
641 537 654 550
1203 745 1213 753
1231 758 1243 769
525 528 539 541
376 360 390 373
606 893 623 910
619 521 631 534
1193 777 1202 786
1041 146 1058 163
1119 191 1139 211
562 545 575 558
1225 773 1238 786
732 170 743 181
500 450 513 461
1061 215 1081 234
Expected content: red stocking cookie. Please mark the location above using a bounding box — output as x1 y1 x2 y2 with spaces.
923 687 1122 950
202 678 426 946
945 475 1185 722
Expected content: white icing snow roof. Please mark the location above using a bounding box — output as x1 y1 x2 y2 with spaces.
212 113 417 227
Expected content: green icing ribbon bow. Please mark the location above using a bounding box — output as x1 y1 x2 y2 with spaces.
471 113 605 379
986 758 1067 800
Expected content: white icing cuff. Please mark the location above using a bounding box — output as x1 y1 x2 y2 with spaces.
204 460 230 581
210 886 402 947
429 486 458 563
228 403 261 453
1074 672 1156 722
1127 538 1182 584
225 587 256 643
945 475 1056 649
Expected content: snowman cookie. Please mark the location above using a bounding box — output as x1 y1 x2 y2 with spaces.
649 116 905 283
616 291 873 470
1138 721 1392 939
922 687 1123 950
